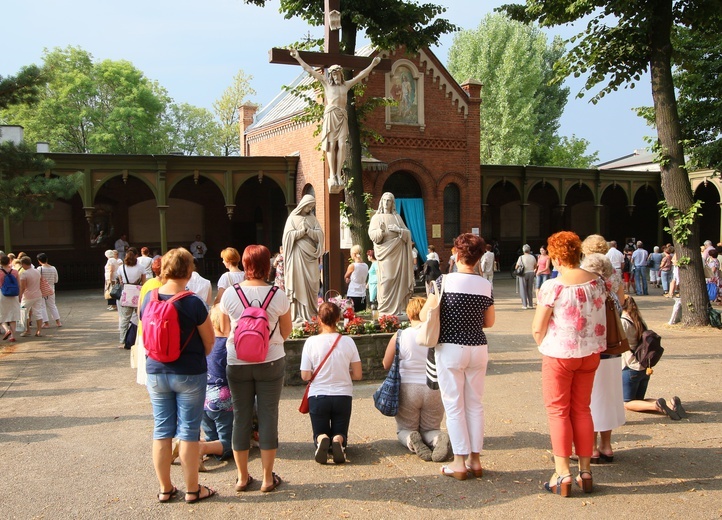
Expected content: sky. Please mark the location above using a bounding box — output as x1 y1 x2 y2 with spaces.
3 0 653 163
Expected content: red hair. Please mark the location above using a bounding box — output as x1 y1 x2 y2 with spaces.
242 245 271 280
454 233 485 266
318 302 341 326
547 231 582 267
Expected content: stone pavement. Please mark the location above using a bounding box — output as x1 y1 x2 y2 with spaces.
1 278 721 519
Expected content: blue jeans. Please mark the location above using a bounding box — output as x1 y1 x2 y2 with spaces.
622 367 650 401
661 270 673 293
202 409 234 459
146 372 206 441
536 273 551 289
634 266 648 295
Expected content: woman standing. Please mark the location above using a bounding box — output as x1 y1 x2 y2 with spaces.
532 231 607 496
420 233 494 480
535 246 551 297
344 245 369 312
141 248 215 503
659 246 673 295
104 250 118 311
213 247 245 305
117 247 146 349
301 302 362 464
220 245 292 494
382 297 450 462
515 244 537 309
366 250 378 307
0 255 20 342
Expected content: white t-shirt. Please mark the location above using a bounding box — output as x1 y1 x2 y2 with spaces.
398 326 427 385
480 251 495 274
117 264 144 285
186 271 212 306
606 247 624 271
426 252 440 262
347 262 368 297
136 256 153 279
217 270 245 290
300 333 360 397
220 284 290 365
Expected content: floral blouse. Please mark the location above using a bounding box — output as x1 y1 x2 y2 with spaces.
537 277 608 359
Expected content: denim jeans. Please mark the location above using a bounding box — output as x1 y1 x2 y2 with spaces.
309 395 353 447
202 409 234 459
536 273 551 289
661 270 673 293
146 372 207 440
622 367 650 401
634 266 648 295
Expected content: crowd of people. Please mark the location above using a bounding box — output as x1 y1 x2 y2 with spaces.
83 227 694 504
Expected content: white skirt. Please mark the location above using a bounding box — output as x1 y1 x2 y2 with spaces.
0 293 21 323
590 356 626 431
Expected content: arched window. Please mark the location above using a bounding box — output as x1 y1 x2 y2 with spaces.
444 183 460 244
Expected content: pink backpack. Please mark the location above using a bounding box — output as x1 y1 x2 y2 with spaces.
233 284 278 362
142 289 195 363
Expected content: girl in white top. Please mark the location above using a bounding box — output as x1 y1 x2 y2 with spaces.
344 245 369 312
214 247 245 305
382 297 449 462
300 302 362 464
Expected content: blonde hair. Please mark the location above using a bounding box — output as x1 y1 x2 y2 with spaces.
209 305 224 335
160 248 194 281
350 244 363 261
406 297 427 321
581 234 609 255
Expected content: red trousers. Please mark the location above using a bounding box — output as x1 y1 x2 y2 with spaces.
542 354 600 457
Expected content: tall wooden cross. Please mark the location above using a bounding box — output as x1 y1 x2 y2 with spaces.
269 0 392 295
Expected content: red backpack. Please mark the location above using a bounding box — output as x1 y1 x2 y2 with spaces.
142 289 196 362
233 284 278 362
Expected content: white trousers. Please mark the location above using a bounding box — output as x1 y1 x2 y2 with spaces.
40 293 60 322
435 342 488 455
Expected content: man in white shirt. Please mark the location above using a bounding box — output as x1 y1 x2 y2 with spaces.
186 260 212 308
631 241 649 295
479 244 495 284
190 235 208 260
606 240 624 276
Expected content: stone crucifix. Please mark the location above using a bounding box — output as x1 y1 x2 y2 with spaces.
269 0 391 193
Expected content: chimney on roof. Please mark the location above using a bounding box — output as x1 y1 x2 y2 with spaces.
239 103 259 157
0 125 24 145
36 142 50 153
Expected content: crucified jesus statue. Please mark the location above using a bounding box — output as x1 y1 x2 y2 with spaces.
289 49 381 192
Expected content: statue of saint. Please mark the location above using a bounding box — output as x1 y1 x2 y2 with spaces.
282 194 325 325
289 49 381 193
368 192 415 315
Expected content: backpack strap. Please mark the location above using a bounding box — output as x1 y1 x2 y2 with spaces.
261 285 279 310
234 283 251 308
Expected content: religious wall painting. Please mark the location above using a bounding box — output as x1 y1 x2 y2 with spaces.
386 60 424 128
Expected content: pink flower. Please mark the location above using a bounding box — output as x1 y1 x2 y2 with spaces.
594 323 606 336
575 315 587 331
576 287 588 303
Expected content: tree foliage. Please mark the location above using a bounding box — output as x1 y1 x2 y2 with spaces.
447 13 593 166
167 103 221 156
243 0 455 251
0 141 81 221
213 70 257 156
0 65 44 110
499 0 722 326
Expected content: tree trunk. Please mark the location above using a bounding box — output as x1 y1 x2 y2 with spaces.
341 23 373 256
650 0 708 326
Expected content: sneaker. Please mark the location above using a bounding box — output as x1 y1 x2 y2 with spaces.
432 432 452 462
408 431 432 461
522 306 528 310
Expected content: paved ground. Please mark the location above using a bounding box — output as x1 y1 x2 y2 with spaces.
1 277 721 519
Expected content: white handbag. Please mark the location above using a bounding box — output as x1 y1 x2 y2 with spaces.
416 275 446 347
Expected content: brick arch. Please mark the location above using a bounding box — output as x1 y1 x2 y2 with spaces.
373 159 435 199
436 171 469 190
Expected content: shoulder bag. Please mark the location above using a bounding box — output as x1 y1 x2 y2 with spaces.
416 275 446 347
605 295 630 355
299 334 342 414
39 267 54 298
119 265 143 308
373 332 401 416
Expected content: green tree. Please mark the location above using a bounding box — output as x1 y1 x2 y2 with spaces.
674 27 722 173
1 46 177 154
167 103 221 155
500 0 722 326
0 65 44 110
213 70 256 156
243 0 455 251
546 135 599 168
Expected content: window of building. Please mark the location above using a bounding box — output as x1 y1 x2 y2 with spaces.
444 183 460 244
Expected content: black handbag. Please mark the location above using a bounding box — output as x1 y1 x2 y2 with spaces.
109 281 123 300
373 332 401 416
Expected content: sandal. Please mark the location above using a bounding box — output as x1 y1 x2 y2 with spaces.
331 439 346 464
657 398 680 420
2 330 11 340
465 465 483 478
671 396 687 418
576 470 593 493
260 473 282 492
185 485 216 504
440 465 468 481
157 486 178 503
235 474 254 492
315 435 330 464
544 473 572 497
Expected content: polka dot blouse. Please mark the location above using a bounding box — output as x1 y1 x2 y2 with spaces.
432 273 494 346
